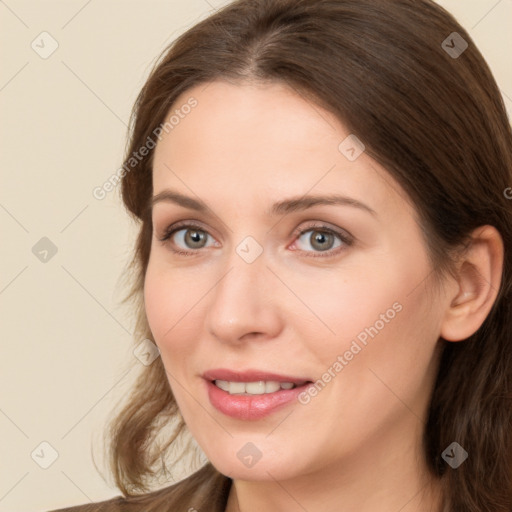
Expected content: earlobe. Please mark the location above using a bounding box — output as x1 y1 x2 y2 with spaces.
440 225 504 342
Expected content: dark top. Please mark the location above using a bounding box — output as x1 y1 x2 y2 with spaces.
45 464 232 512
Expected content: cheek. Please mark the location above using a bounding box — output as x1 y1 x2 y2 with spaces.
143 266 168 341
143 263 195 362
300 247 437 384
318 267 440 421
289 262 408 361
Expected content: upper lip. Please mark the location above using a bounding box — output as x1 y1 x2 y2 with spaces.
203 368 312 385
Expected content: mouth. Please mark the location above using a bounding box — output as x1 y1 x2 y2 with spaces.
202 369 314 419
202 368 312 392
211 379 309 395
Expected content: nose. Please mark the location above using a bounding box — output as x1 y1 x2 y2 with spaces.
204 247 283 346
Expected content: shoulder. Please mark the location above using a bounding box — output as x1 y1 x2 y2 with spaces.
45 494 124 512
44 463 232 512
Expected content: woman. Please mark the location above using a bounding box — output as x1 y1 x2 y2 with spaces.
49 0 512 510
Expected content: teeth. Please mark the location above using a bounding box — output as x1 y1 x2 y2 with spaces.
214 380 230 392
245 381 266 394
230 382 246 394
265 381 281 393
214 380 297 395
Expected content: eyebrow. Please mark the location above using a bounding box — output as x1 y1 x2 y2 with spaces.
150 189 377 217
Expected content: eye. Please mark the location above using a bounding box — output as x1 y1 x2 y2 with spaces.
157 221 353 258
291 223 353 258
157 222 217 255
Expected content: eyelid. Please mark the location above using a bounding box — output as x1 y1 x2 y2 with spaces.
156 218 214 240
291 221 353 244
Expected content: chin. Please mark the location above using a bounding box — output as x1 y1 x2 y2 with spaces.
205 444 306 482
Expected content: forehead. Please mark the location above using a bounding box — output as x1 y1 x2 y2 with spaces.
155 79 342 158
151 80 414 220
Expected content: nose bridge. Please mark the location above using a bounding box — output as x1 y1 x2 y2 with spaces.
205 237 280 343
218 232 269 298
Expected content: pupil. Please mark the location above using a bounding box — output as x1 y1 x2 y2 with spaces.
187 230 204 247
313 231 332 251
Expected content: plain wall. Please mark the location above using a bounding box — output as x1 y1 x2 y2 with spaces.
1 1 511 511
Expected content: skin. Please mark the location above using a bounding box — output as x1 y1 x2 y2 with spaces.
144 79 504 512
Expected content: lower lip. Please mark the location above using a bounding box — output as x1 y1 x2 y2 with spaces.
205 380 311 420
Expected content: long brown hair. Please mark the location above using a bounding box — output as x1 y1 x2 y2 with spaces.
99 0 512 510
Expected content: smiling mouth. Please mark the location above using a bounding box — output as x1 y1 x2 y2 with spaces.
204 371 315 420
212 379 311 395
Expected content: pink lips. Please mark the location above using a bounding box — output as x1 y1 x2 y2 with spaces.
202 368 313 420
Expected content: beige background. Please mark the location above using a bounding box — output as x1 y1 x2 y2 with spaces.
1 1 511 511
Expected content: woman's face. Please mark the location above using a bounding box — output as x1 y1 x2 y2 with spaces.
145 79 448 481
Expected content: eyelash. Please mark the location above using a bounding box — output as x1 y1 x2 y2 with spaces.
157 221 354 258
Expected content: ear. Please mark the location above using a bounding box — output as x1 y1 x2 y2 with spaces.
440 225 504 342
